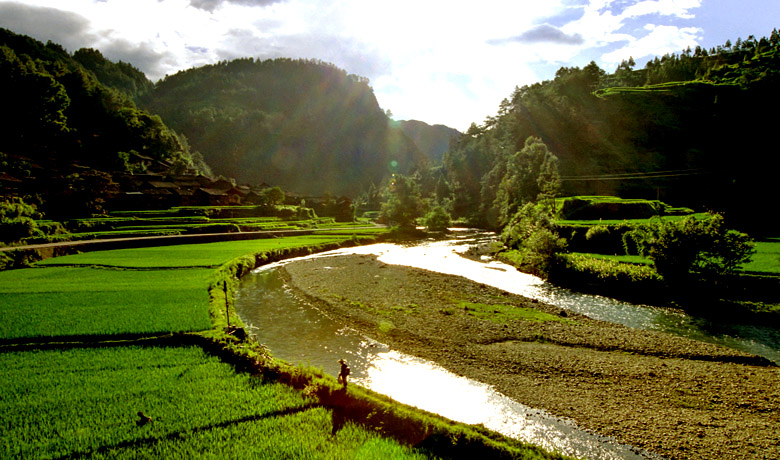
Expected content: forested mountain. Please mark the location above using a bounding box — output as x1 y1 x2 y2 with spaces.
139 58 428 196
0 28 209 216
397 120 461 164
441 29 780 232
0 28 204 174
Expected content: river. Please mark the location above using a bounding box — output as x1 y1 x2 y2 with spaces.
235 232 779 459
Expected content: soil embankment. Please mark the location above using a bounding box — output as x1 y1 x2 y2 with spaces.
282 254 780 460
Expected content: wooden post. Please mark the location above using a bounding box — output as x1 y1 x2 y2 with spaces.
223 281 230 329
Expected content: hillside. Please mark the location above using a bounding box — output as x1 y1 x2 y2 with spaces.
139 58 429 197
441 29 780 232
397 120 461 164
0 28 210 217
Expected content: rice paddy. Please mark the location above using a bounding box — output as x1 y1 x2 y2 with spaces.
0 345 436 459
1 228 565 459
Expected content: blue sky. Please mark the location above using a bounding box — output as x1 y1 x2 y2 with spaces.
1 0 778 131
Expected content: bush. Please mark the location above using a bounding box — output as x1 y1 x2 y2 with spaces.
626 213 755 286
500 203 567 277
0 199 41 244
583 222 634 254
423 206 451 231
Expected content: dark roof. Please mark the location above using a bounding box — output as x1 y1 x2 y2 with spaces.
196 187 228 196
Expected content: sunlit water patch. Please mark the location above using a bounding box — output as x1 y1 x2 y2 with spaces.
236 267 657 459
299 235 780 364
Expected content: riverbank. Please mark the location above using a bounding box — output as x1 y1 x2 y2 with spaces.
282 253 780 460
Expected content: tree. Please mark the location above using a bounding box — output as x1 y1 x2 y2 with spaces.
423 205 451 231
260 186 285 206
495 137 561 227
626 213 755 286
499 202 567 278
379 174 422 229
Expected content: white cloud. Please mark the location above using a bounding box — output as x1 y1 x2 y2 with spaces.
622 0 702 20
601 24 701 65
3 0 714 129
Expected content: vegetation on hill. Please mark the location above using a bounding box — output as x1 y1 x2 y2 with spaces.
397 119 461 164
139 58 428 197
434 29 780 235
0 28 210 218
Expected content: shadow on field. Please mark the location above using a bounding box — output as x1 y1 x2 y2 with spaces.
0 332 201 353
52 403 322 460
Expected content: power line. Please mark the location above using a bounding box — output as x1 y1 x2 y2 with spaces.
560 168 711 181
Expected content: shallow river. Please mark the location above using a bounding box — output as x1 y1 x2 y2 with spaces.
235 233 780 459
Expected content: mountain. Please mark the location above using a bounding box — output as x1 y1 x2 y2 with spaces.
397 120 461 164
0 28 209 216
442 29 780 231
139 58 428 197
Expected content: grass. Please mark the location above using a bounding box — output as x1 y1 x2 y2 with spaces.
740 239 780 275
0 345 436 460
35 236 366 268
571 252 652 265
458 301 569 324
0 267 213 339
555 213 710 227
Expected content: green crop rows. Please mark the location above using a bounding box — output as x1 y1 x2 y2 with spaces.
0 232 447 459
1 345 433 459
0 267 213 339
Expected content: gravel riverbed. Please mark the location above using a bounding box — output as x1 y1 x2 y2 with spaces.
282 253 780 460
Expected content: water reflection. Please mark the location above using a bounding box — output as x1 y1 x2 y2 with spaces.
236 235 779 459
236 267 654 460
309 235 780 364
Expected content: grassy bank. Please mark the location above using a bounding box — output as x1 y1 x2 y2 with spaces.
1 232 566 459
497 242 780 322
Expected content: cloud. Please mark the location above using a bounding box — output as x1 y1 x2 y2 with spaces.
0 2 94 51
98 36 178 80
189 0 284 13
601 23 701 65
215 27 390 81
489 24 585 45
621 0 702 20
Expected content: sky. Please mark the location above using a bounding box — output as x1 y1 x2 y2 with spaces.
1 0 778 131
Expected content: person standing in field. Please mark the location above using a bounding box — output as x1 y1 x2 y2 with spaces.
337 359 350 387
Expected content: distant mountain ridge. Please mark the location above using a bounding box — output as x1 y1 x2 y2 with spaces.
397 120 461 164
2 27 461 203
138 58 432 197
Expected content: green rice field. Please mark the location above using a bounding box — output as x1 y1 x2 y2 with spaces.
0 267 213 339
0 232 460 459
35 236 366 268
740 239 780 275
0 345 435 459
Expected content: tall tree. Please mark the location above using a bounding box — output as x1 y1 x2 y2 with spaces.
495 137 560 227
379 174 423 229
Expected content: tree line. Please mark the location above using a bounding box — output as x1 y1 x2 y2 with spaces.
420 28 780 235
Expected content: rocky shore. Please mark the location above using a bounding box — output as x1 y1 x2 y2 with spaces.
282 253 780 460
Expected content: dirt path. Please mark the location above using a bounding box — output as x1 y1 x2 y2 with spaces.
282 253 780 460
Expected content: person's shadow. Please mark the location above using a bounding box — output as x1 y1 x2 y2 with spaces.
330 387 348 435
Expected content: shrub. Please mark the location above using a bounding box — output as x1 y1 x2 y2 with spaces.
500 203 567 277
626 213 755 286
0 198 41 244
423 206 451 231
